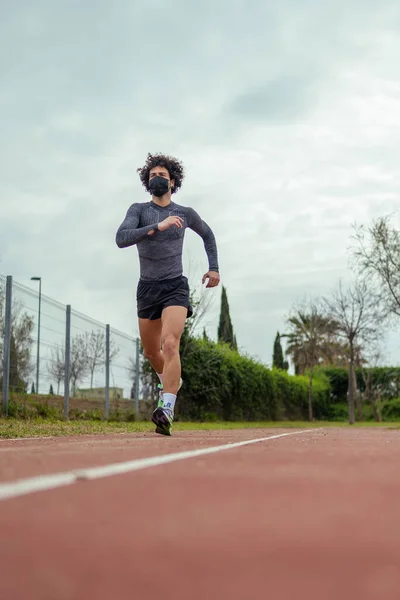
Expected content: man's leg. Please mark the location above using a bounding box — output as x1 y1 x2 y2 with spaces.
138 318 164 375
151 306 187 435
161 305 187 395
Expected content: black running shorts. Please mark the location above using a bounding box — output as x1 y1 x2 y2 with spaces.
136 275 193 321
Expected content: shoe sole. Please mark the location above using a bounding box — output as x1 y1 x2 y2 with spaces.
155 425 170 436
152 408 172 436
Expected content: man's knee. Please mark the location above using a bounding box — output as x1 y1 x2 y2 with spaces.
143 345 161 361
162 333 180 359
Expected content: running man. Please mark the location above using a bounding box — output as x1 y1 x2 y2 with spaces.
116 153 220 436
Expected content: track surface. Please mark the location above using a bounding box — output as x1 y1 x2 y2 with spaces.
0 427 399 599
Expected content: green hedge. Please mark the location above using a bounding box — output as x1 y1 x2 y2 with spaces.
318 367 400 403
325 399 400 422
179 340 276 421
316 367 349 402
272 370 331 420
381 398 400 421
178 339 400 422
177 338 330 422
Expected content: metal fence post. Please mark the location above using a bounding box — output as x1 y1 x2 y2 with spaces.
64 305 71 419
105 324 110 419
135 337 140 418
2 276 12 416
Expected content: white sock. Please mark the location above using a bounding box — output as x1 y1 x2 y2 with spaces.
162 393 176 413
157 373 163 386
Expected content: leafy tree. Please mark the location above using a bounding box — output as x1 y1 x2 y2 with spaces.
31 382 35 394
0 285 34 392
217 286 237 350
49 384 54 395
272 332 288 370
283 301 338 421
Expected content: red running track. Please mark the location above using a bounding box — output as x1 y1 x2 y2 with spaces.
0 427 399 600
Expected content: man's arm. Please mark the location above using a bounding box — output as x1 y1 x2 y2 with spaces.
115 204 159 248
186 207 219 273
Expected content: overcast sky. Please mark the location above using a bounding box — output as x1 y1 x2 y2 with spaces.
1 0 400 368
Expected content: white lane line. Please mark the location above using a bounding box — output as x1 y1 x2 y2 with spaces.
0 428 321 502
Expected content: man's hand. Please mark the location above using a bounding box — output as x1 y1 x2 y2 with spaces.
158 216 184 232
202 271 220 288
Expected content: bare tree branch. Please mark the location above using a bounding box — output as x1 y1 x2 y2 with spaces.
324 278 387 424
47 334 91 396
351 215 400 317
48 346 65 395
84 330 119 388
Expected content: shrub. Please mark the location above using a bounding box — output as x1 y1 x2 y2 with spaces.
178 339 280 421
319 367 400 403
7 399 34 419
34 402 60 420
317 367 349 402
69 408 103 421
178 338 330 422
381 398 400 421
327 403 349 421
272 370 308 420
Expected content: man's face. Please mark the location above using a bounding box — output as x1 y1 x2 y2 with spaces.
149 165 174 190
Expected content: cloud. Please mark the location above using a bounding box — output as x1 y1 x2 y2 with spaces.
227 74 317 123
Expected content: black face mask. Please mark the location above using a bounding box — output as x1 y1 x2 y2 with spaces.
149 176 170 197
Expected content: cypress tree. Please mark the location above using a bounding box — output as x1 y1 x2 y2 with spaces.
273 332 288 370
217 286 237 350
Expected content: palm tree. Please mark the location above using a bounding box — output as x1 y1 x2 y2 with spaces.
283 305 338 421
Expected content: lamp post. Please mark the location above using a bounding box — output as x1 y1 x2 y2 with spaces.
31 277 42 396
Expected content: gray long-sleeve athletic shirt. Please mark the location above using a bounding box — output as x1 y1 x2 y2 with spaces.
116 201 219 282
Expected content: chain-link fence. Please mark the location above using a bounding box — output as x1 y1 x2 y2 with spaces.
0 275 141 419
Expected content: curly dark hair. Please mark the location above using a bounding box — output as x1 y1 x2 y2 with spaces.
137 153 185 194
